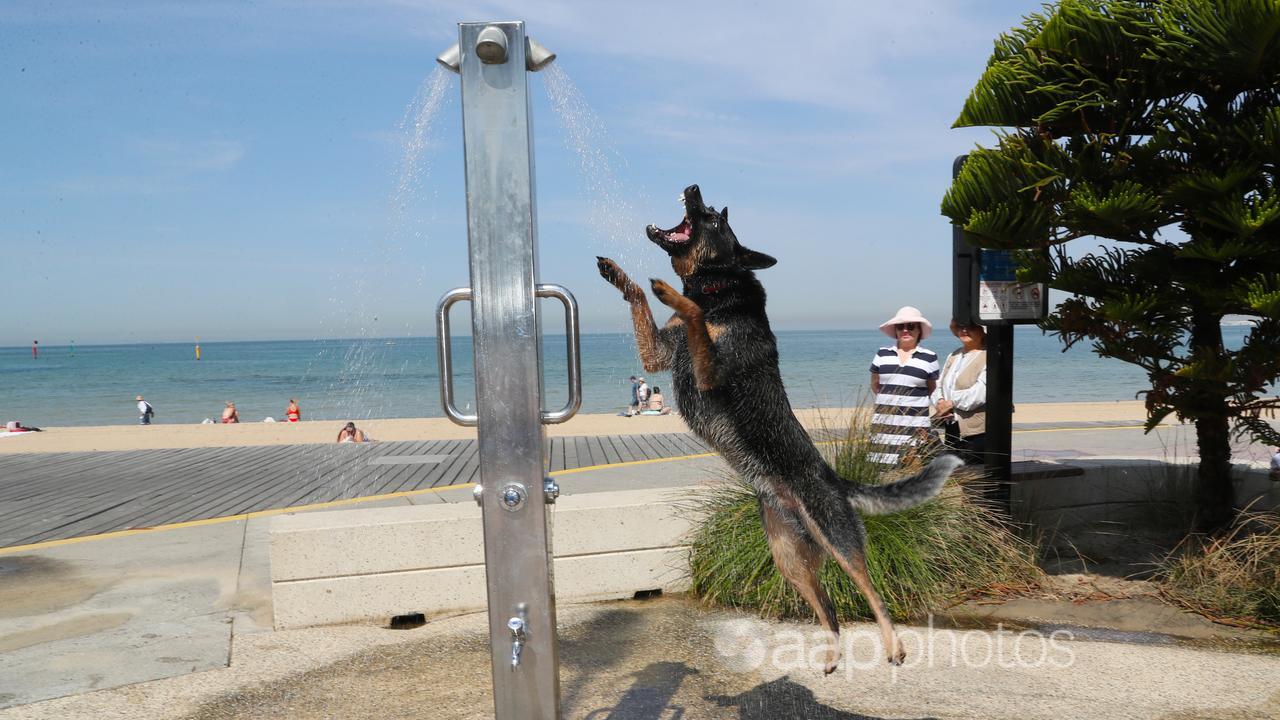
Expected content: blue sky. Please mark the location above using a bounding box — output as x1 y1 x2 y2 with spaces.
2 0 1049 347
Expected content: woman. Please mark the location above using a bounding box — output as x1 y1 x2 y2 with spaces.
932 320 987 465
642 386 673 415
285 399 301 423
869 306 939 466
336 421 368 443
221 402 240 424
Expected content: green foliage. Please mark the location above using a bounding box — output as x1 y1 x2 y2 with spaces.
942 0 1280 506
685 416 1042 621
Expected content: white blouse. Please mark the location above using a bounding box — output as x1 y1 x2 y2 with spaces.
931 349 986 412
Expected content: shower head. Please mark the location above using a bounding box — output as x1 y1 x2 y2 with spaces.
435 30 555 74
475 25 508 64
437 43 461 74
526 37 556 71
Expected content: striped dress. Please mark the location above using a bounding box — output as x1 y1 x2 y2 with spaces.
868 345 940 466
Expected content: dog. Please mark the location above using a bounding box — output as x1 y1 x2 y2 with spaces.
597 184 962 674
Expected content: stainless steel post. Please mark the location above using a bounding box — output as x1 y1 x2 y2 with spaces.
435 20 570 720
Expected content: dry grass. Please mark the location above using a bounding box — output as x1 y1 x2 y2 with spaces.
1157 511 1280 629
685 411 1043 622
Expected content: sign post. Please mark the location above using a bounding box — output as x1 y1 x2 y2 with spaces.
951 155 1047 511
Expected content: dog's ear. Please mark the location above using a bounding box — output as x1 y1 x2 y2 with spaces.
739 248 777 270
720 207 729 222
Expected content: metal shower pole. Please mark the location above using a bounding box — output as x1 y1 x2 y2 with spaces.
435 21 580 720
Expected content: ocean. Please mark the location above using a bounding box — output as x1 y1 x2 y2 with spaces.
0 326 1256 428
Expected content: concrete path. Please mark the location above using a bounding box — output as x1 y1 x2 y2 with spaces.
4 597 1278 719
1 421 1277 717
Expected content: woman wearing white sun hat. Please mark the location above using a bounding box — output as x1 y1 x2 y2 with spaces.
868 306 940 466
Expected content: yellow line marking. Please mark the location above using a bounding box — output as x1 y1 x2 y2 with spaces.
1013 424 1152 434
548 452 718 476
0 423 1158 555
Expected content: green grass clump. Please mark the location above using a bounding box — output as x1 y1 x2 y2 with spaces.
1157 511 1280 628
686 411 1042 621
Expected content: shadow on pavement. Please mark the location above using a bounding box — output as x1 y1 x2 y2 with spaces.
708 675 937 720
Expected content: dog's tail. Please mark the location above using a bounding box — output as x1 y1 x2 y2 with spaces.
845 454 963 515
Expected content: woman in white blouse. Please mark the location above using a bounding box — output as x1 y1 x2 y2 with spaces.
931 320 987 464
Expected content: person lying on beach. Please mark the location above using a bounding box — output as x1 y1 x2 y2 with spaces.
221 402 240 424
336 422 372 443
4 421 42 433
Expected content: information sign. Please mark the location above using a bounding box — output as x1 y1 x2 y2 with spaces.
976 249 1047 323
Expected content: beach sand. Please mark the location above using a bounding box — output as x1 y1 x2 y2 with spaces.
0 401 1157 455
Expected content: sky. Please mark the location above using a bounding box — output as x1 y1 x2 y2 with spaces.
1 0 1053 347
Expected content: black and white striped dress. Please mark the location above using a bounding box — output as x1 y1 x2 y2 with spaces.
868 346 940 466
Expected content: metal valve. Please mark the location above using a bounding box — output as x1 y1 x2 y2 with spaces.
508 616 527 668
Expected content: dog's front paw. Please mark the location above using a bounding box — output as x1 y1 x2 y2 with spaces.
597 257 642 301
596 256 626 287
650 278 685 310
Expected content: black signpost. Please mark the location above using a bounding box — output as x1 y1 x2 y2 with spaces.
950 155 1049 511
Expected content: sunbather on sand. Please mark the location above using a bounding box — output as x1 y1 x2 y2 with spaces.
336 422 371 443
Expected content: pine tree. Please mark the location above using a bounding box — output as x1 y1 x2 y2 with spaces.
942 0 1280 531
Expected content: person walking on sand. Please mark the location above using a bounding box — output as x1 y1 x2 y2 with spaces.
136 395 155 425
285 399 301 423
627 375 641 416
221 402 240 424
868 306 940 467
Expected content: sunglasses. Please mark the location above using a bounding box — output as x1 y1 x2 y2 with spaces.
895 323 920 332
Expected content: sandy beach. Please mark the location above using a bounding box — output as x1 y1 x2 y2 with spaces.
0 401 1159 455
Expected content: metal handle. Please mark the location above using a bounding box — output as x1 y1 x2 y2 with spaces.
537 283 581 424
436 287 478 426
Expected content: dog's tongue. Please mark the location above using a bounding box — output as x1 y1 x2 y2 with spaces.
668 218 691 242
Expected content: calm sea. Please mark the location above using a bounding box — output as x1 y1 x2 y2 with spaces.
0 327 1255 427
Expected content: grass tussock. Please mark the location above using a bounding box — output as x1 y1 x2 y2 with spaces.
686 410 1042 622
1157 511 1280 629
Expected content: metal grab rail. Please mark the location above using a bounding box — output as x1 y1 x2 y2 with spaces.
435 284 582 427
436 287 478 426
536 283 581 424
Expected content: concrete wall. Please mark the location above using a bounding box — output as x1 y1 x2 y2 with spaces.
270 489 694 629
1012 459 1280 560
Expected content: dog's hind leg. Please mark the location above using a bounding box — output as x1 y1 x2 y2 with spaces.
797 502 907 666
761 503 842 674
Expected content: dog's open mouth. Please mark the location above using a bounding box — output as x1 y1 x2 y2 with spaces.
647 187 700 245
653 216 692 243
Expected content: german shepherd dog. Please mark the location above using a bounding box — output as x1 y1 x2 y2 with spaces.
597 184 962 673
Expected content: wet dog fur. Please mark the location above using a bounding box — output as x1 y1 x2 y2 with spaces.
597 184 962 674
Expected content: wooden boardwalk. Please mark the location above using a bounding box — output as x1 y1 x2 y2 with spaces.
0 433 714 549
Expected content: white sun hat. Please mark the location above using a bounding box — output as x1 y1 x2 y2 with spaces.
878 306 933 340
